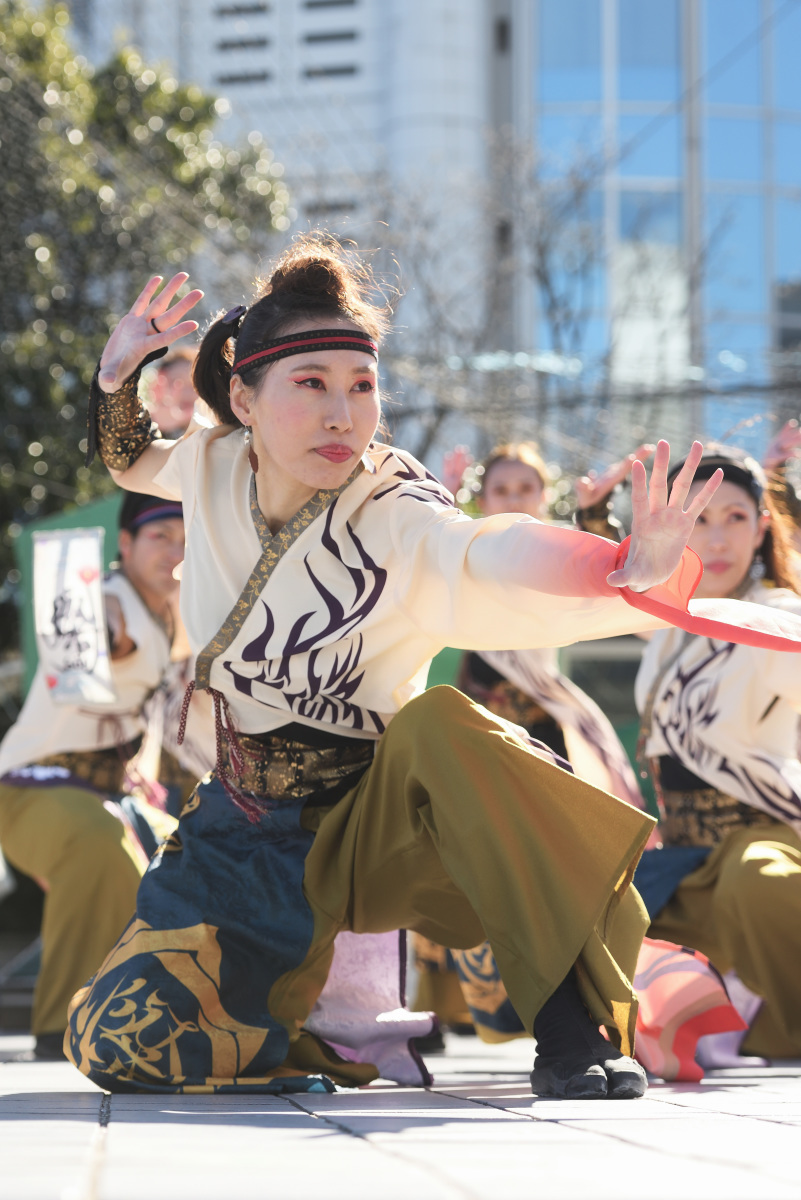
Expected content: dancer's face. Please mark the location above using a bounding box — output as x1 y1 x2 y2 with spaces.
149 360 197 437
230 320 380 493
119 517 185 602
686 479 769 598
478 460 545 519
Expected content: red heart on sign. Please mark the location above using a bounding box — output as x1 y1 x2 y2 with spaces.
78 566 99 584
45 675 58 689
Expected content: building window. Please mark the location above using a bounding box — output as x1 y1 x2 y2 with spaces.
303 65 358 78
215 3 269 13
773 1 801 110
618 0 680 102
538 0 601 102
775 283 801 351
216 71 271 84
304 30 357 42
620 191 681 244
706 192 765 315
538 113 603 175
495 18 510 54
705 118 761 183
776 197 801 285
775 122 801 188
495 219 512 252
618 114 680 178
217 38 270 50
704 0 761 107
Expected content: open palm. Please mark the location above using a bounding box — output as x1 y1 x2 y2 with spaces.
98 273 204 394
606 441 722 592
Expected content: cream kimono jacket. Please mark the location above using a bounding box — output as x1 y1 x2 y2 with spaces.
635 581 801 832
154 428 801 744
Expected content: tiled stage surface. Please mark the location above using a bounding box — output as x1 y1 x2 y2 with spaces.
1 1032 799 1200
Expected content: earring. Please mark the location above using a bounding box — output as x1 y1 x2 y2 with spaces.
749 552 766 581
244 426 259 474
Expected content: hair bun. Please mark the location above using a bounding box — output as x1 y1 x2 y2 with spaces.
265 245 350 309
252 233 390 337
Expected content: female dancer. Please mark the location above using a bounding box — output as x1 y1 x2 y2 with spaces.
65 238 793 1099
636 445 801 1058
0 492 182 1056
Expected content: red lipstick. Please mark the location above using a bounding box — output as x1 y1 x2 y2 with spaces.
315 445 353 463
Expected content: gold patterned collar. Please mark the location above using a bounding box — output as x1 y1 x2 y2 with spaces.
194 462 363 689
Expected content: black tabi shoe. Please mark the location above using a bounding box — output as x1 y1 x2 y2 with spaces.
411 1028 446 1055
530 970 647 1101
600 1054 648 1100
33 1032 67 1061
530 1056 608 1099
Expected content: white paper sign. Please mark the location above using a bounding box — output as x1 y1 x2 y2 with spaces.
33 527 117 706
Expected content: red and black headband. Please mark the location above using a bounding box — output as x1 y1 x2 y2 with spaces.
235 330 379 371
221 304 379 373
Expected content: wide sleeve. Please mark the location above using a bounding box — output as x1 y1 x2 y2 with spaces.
152 424 210 507
390 504 801 653
753 594 801 708
389 506 671 649
762 651 801 711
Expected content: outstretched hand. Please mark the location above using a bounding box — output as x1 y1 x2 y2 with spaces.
606 441 722 593
763 419 801 471
98 273 204 394
441 445 474 497
574 443 655 509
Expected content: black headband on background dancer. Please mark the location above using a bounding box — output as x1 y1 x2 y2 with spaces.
119 492 184 532
666 448 766 507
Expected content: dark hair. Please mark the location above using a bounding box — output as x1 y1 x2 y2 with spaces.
192 234 390 426
761 487 801 593
119 491 183 535
669 443 801 594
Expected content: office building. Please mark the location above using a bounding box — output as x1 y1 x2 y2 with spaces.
64 0 801 453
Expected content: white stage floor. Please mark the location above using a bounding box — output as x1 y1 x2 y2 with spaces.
1 1032 800 1200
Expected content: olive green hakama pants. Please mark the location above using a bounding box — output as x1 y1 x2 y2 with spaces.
649 823 801 1057
0 784 145 1036
280 687 653 1060
67 687 653 1092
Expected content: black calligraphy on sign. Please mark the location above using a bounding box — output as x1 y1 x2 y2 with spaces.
42 587 100 675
